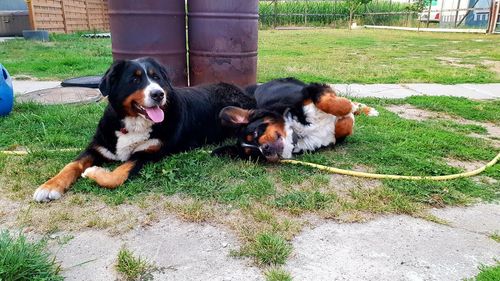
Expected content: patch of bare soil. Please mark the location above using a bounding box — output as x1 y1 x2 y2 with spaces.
328 174 381 197
0 191 225 236
482 60 500 77
444 158 486 171
385 104 500 148
437 57 475 69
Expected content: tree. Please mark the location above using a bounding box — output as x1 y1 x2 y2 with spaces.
346 0 373 30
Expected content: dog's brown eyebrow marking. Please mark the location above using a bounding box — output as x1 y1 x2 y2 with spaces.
134 69 142 76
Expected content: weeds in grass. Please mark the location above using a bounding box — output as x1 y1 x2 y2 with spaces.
265 267 293 281
238 232 293 266
0 230 62 281
178 200 213 223
116 247 155 281
274 191 335 215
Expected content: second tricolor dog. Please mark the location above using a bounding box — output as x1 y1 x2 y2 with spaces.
213 78 378 162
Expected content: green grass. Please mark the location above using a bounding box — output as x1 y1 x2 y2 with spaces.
1 30 499 84
239 233 293 266
116 247 155 281
0 96 498 273
0 96 498 208
473 263 500 281
265 267 293 281
0 231 63 281
405 96 500 124
274 191 335 214
490 233 500 243
258 29 500 84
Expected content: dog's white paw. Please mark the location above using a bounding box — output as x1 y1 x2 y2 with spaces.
81 166 108 178
368 108 379 117
33 186 62 202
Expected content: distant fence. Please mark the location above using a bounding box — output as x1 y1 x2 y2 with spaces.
258 0 498 30
27 0 109 33
259 0 418 28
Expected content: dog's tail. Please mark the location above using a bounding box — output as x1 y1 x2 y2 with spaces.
352 102 379 117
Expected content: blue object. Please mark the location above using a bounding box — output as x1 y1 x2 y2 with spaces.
0 64 14 116
23 30 50 41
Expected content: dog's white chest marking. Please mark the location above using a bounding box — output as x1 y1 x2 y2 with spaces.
96 117 161 161
283 104 337 158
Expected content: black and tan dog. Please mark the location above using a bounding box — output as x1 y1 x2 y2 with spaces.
34 57 255 202
213 78 378 162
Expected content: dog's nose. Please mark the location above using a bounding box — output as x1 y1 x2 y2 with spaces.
150 90 164 102
262 143 272 155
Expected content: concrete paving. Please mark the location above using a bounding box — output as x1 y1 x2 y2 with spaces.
286 204 500 281
12 80 61 95
48 217 263 281
42 204 499 280
12 80 500 100
16 87 102 104
333 83 500 100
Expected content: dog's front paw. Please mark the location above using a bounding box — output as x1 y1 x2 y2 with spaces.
33 185 62 202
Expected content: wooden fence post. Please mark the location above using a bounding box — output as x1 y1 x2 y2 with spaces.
27 0 37 30
60 0 68 33
84 0 91 30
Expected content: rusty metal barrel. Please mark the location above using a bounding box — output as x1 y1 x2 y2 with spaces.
188 0 259 87
107 0 187 86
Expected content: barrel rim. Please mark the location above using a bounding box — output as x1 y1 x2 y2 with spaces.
189 50 258 58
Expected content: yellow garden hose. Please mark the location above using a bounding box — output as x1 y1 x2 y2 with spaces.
281 151 500 181
1 148 498 181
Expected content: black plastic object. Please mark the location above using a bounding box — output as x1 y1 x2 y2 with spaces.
61 76 103 89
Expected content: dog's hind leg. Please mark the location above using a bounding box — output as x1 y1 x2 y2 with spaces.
335 114 355 140
33 151 97 202
81 160 143 189
303 84 353 117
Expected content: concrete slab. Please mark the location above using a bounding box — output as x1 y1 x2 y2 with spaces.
460 84 500 98
16 87 102 104
332 84 418 99
286 213 500 281
0 37 18 43
430 203 500 235
49 218 262 281
12 80 61 95
404 84 497 99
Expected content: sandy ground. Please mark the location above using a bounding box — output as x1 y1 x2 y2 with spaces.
35 204 498 281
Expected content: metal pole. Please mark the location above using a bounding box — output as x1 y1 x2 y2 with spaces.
273 0 277 28
454 0 462 27
426 0 432 27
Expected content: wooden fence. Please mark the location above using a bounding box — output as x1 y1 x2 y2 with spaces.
27 0 109 33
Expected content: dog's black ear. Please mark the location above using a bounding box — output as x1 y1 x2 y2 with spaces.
211 145 241 159
219 106 252 128
99 60 127 97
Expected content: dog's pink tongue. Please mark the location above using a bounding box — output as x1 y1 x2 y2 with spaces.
145 106 164 123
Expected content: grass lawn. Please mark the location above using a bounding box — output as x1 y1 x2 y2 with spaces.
0 96 498 274
0 231 62 281
1 28 499 278
1 29 499 84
